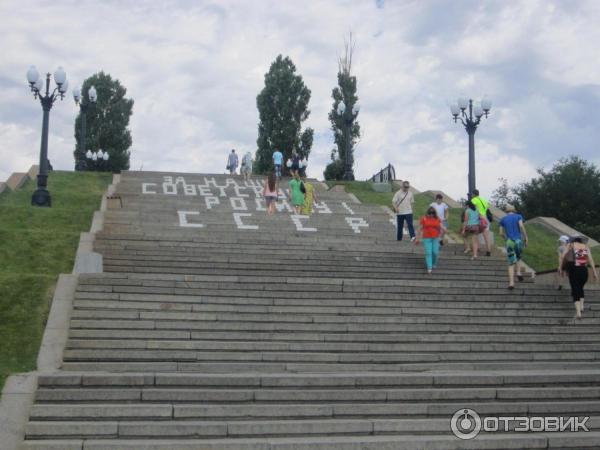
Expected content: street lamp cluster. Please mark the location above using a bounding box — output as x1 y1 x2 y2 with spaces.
73 85 98 171
449 96 492 194
27 66 69 207
86 149 110 170
27 65 103 207
336 101 360 181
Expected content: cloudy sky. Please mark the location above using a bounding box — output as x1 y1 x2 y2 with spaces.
2 0 600 199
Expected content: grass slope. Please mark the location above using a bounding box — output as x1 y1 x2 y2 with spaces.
329 181 600 273
0 171 111 391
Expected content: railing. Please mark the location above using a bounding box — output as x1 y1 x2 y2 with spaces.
368 164 396 183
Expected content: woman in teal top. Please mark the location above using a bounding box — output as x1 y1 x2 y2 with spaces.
461 200 483 260
288 173 305 214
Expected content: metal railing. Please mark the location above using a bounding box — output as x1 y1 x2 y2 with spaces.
368 164 396 183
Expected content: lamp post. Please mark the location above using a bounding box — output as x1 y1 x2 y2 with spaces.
450 96 492 194
27 65 68 207
336 101 360 181
73 85 98 171
86 149 110 171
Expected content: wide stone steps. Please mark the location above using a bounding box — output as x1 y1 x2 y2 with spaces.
21 372 600 448
20 172 600 449
19 434 600 450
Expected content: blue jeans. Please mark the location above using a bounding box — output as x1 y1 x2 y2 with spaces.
396 214 415 241
423 237 440 270
274 164 282 178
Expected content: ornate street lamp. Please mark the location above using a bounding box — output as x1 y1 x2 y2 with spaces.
336 101 360 181
27 65 68 207
86 149 110 171
450 96 492 194
73 85 98 171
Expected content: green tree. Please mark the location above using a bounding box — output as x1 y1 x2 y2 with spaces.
491 177 516 210
255 55 313 174
513 156 600 240
74 71 134 171
325 35 361 180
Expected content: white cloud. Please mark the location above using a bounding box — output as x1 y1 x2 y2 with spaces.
1 0 599 204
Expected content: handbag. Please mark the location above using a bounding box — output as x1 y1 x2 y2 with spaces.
486 208 493 222
300 182 306 194
478 216 488 233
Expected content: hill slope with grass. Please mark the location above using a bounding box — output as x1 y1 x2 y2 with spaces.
0 171 111 391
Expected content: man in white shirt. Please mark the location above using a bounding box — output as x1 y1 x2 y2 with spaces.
392 180 415 241
430 194 449 245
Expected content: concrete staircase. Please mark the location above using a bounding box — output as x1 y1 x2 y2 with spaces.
20 172 600 449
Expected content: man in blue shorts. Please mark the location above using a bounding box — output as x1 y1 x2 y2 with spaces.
499 204 529 290
272 149 283 179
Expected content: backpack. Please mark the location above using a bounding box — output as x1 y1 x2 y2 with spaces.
300 181 306 194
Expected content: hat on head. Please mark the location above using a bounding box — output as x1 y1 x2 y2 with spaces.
505 204 516 212
558 235 570 244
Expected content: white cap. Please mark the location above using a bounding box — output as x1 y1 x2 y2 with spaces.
558 235 570 243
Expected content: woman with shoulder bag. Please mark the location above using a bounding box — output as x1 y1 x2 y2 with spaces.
461 200 483 260
560 236 598 320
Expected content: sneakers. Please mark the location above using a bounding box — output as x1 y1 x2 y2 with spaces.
485 251 491 257
517 274 524 282
410 237 416 243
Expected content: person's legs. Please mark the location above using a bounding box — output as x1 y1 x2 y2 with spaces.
569 267 587 319
396 215 406 241
508 265 515 288
483 228 491 255
406 214 415 240
423 238 433 272
431 238 440 268
471 233 479 258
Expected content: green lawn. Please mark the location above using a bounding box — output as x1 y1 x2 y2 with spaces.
0 171 111 391
330 181 600 273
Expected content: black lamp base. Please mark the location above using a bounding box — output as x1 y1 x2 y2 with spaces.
31 188 52 207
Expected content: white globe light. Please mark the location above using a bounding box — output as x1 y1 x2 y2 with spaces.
481 97 492 112
450 104 459 116
92 152 98 161
97 150 104 159
58 79 69 94
54 66 66 86
352 103 360 115
27 66 39 84
73 87 81 103
103 152 109 161
34 78 44 92
88 86 97 102
337 102 346 115
86 150 93 159
474 105 484 118
458 96 468 110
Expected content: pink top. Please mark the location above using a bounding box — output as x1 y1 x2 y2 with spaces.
263 182 277 197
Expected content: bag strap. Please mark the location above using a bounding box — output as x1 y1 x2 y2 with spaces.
396 191 409 206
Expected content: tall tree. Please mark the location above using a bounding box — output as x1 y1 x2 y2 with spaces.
513 156 600 240
74 71 134 171
324 34 361 180
255 55 313 174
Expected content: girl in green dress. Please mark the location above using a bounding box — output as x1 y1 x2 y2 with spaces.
288 173 305 214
